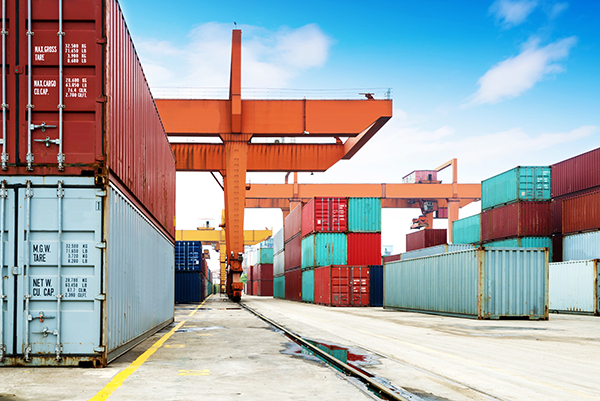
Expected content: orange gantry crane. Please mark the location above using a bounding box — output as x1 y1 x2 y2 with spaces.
156 30 392 301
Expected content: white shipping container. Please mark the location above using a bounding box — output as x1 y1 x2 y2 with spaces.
273 228 284 254
563 231 600 261
549 260 599 315
274 251 285 277
0 177 174 366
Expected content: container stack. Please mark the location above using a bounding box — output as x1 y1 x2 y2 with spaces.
244 239 274 296
175 241 204 303
285 204 303 301
552 147 600 261
273 228 285 299
479 166 553 258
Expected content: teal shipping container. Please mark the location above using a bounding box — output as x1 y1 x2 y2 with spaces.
485 237 553 260
302 269 315 303
482 166 551 210
452 214 481 244
274 276 285 299
348 198 382 232
384 248 549 319
256 248 274 264
301 233 348 269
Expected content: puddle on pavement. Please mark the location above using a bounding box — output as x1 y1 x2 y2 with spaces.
176 326 227 333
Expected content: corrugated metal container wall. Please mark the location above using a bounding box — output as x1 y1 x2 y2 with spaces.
481 167 551 210
284 204 302 242
256 280 273 297
406 229 447 252
562 190 600 234
285 268 302 302
314 266 370 307
347 233 381 265
273 251 285 277
484 237 553 260
452 215 481 244
563 231 600 261
384 248 548 319
284 234 302 271
552 147 600 198
480 202 551 242
301 233 348 269
369 265 384 307
302 270 315 303
274 228 285 254
549 260 599 315
273 276 285 299
347 198 382 232
255 248 274 265
552 198 562 234
175 271 203 303
302 198 348 237
400 244 474 261
255 264 273 281
174 241 202 271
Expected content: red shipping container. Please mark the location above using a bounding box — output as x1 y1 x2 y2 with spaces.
552 187 600 233
252 281 258 296
284 204 303 242
347 233 382 265
0 0 176 239
302 197 348 237
314 266 370 307
406 229 447 252
382 254 401 264
552 147 600 198
562 190 600 234
285 268 302 302
481 202 551 242
246 280 253 295
255 264 274 281
551 234 563 263
256 280 273 297
284 234 302 271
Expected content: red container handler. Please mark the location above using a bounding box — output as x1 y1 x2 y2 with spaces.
255 264 274 281
284 204 303 242
256 280 274 297
552 147 600 198
302 197 348 237
314 265 370 307
0 0 176 239
284 234 302 271
285 268 302 302
347 233 382 265
406 229 447 252
562 190 600 234
481 201 551 242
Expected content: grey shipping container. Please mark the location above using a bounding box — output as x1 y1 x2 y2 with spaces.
563 231 600 261
0 177 174 367
400 244 474 261
549 260 599 315
273 250 285 278
384 248 548 319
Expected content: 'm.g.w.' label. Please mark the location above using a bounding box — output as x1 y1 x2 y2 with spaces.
30 242 94 266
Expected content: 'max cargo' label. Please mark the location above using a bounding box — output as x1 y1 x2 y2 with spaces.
30 242 94 266
30 276 93 300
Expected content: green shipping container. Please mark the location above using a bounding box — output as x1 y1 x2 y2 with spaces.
481 166 551 211
348 198 382 232
452 214 481 244
485 237 553 261
302 233 348 269
274 275 285 299
302 269 315 303
256 248 274 264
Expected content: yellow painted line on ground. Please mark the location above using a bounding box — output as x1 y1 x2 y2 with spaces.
189 295 210 317
89 320 185 401
178 369 210 376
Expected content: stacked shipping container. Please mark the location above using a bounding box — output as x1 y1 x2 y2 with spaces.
0 0 176 367
175 241 204 303
273 228 285 299
406 229 447 252
285 204 303 301
244 239 274 296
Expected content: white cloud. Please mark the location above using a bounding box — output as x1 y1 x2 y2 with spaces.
134 22 333 95
489 0 538 28
548 2 569 19
467 36 577 105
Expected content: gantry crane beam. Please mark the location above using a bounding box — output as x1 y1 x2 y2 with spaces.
156 30 392 301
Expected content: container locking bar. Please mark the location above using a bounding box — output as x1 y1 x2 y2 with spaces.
55 180 64 361
28 311 55 322
1 0 8 170
26 0 34 170
57 0 65 170
23 181 33 361
32 327 59 338
0 180 6 360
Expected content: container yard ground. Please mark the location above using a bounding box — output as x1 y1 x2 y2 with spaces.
0 296 373 401
243 296 600 401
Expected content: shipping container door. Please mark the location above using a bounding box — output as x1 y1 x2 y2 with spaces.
15 179 102 360
331 267 349 306
350 267 370 306
0 183 16 359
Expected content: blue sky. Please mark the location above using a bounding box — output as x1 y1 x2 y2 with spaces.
119 0 600 264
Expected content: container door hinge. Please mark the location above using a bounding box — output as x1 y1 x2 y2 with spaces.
96 37 107 44
95 242 106 249
94 346 105 353
96 95 107 103
11 266 21 275
94 294 105 301
95 190 107 197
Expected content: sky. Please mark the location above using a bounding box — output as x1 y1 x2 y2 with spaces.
119 0 600 274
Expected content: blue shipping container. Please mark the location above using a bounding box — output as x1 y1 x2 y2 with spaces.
482 166 551 210
452 214 481 244
348 198 382 232
301 233 348 269
175 241 203 271
175 271 204 303
563 231 600 261
369 265 384 307
302 269 315 303
274 276 285 299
